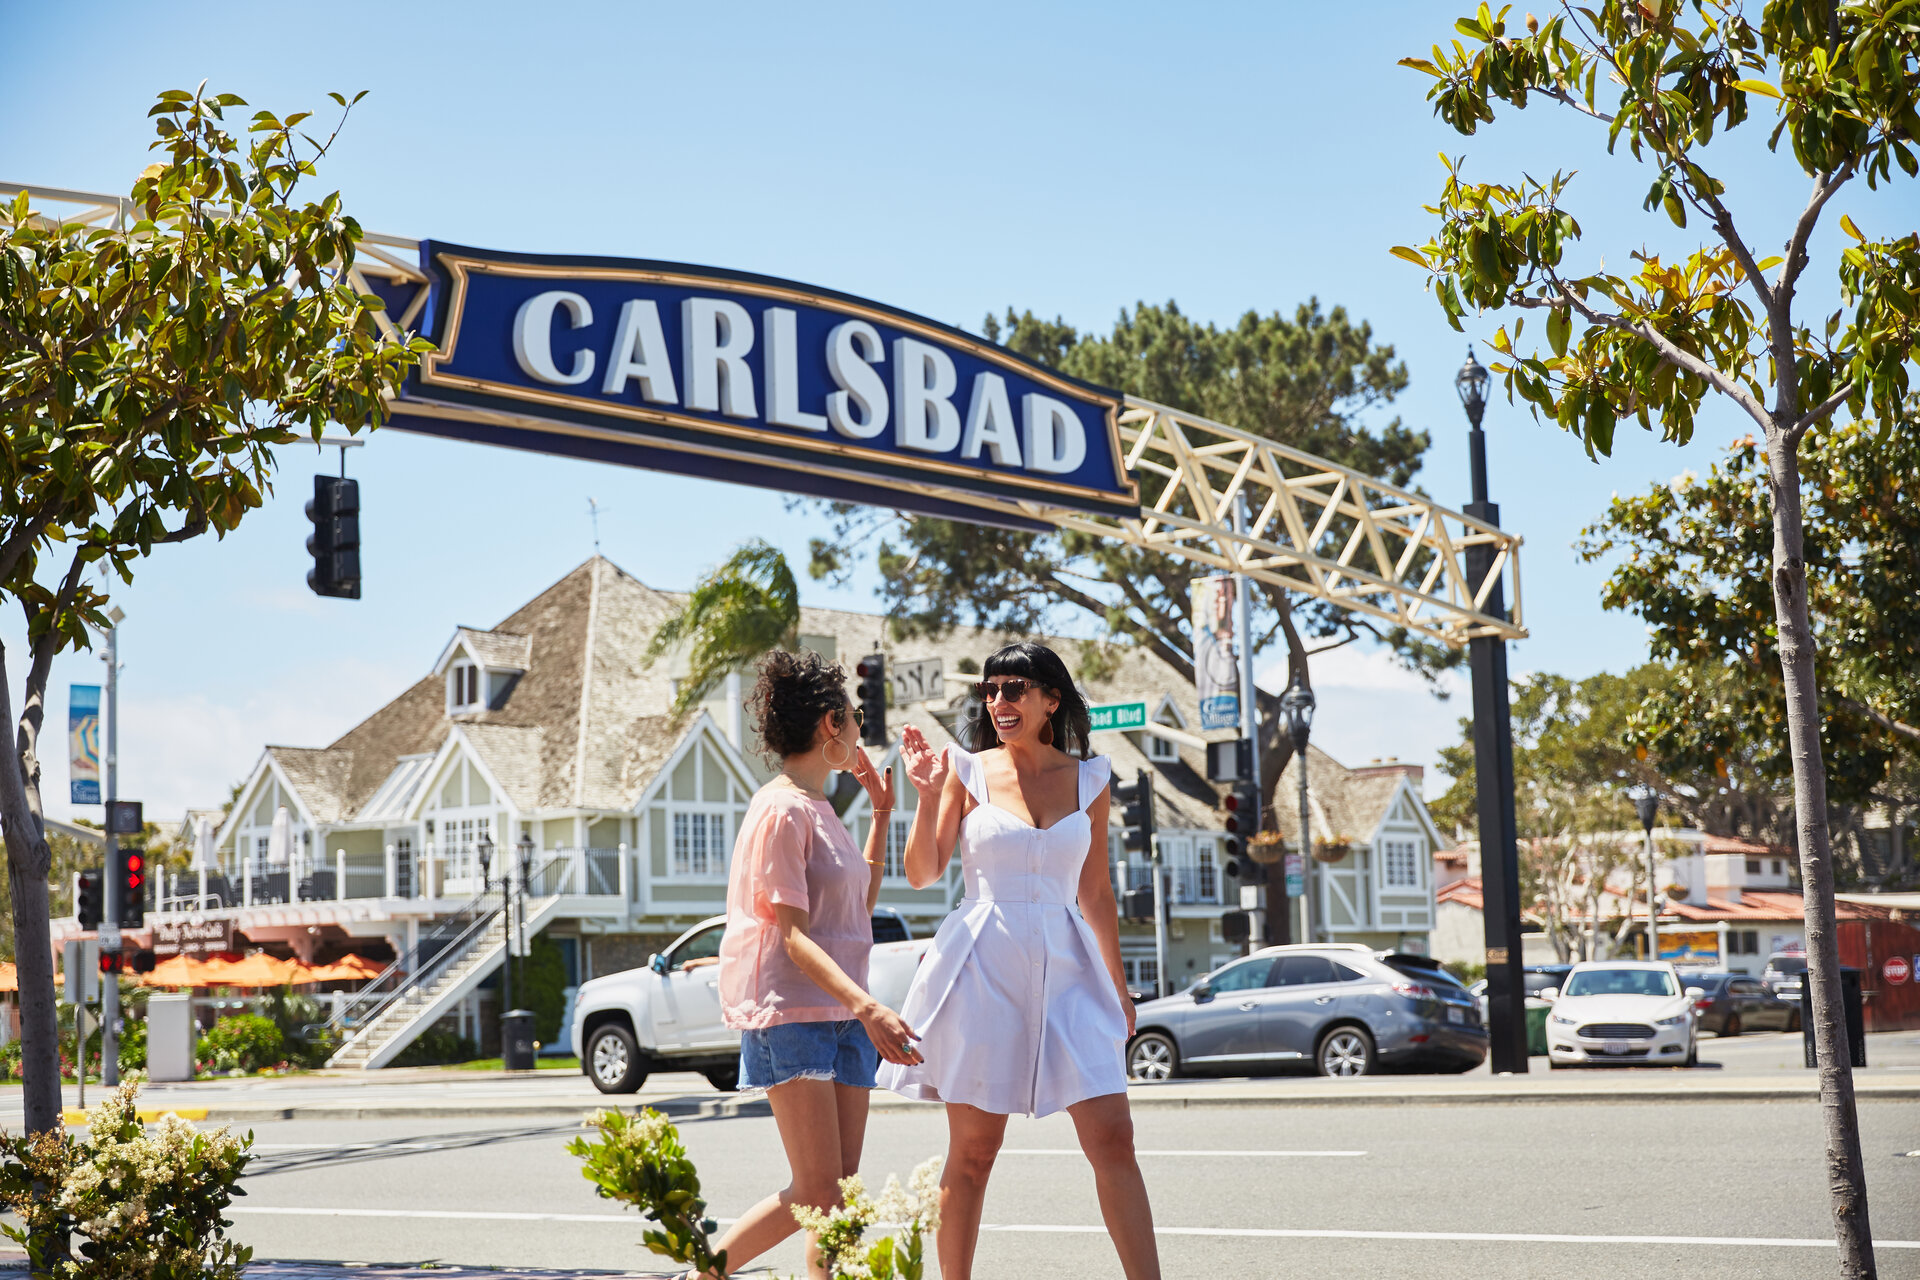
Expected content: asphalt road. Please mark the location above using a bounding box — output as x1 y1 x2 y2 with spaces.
215 1090 1920 1279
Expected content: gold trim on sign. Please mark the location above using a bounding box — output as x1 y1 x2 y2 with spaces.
414 252 1139 507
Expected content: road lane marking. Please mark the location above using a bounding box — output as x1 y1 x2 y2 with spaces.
252 1143 452 1151
223 1208 1920 1248
1002 1149 1366 1157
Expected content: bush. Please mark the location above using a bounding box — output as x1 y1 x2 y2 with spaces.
523 933 568 1043
1443 959 1486 986
269 990 337 1068
389 1025 478 1067
118 1017 147 1071
196 1014 284 1074
0 1083 252 1277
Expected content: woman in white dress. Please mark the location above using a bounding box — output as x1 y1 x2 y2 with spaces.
877 642 1161 1280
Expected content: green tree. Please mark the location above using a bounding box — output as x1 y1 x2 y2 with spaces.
809 300 1450 808
1578 418 1919 819
644 538 801 718
0 86 426 1134
1397 4 1918 1268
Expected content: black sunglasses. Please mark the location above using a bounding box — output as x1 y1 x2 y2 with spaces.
974 678 1041 703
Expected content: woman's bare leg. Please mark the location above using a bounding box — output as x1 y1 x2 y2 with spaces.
1067 1092 1160 1280
937 1102 1008 1280
705 1078 847 1279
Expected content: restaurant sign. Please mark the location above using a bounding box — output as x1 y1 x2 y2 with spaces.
152 918 236 959
378 243 1138 529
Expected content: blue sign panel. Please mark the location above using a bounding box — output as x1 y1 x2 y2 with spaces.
387 243 1138 526
69 683 101 806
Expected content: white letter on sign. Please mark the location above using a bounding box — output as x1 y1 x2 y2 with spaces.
1022 394 1087 475
601 300 678 403
960 372 1021 466
682 298 757 418
513 291 595 385
764 308 827 432
825 320 888 439
893 337 960 454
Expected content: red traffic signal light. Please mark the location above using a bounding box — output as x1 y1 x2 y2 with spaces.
123 852 144 891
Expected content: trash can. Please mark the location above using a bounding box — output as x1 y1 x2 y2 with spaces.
146 993 195 1082
1802 967 1867 1068
501 1009 537 1071
1524 999 1550 1057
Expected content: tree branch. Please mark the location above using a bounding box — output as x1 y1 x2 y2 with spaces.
1786 381 1855 447
1537 85 1616 124
1839 695 1920 748
0 507 58 589
1775 161 1857 315
1525 277 1774 430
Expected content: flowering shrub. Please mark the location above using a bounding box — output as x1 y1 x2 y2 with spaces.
196 1014 284 1074
568 1106 940 1280
792 1160 942 1280
568 1108 727 1276
0 1083 253 1277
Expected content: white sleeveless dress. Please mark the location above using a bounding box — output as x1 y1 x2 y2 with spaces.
876 746 1130 1117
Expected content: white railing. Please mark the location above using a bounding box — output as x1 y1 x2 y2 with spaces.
1112 850 1223 906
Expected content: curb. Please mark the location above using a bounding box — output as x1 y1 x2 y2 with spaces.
163 1082 1920 1124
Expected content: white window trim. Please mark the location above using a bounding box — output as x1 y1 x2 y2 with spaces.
650 737 752 884
1146 732 1179 762
448 658 481 713
1381 835 1421 889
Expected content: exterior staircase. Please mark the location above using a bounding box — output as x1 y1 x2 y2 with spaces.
325 882 569 1070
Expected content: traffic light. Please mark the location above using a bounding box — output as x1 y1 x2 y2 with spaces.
118 849 146 929
98 949 121 975
306 475 362 599
1115 770 1155 853
1221 909 1252 945
1222 782 1260 878
855 654 887 747
129 950 156 975
76 870 104 930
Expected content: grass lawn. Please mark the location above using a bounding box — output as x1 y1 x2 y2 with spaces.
451 1056 581 1071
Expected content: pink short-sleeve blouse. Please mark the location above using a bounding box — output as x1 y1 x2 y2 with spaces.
718 785 873 1029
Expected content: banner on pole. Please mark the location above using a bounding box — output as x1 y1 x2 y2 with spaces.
1191 575 1241 731
69 684 101 805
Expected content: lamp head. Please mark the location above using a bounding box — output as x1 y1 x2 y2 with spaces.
517 832 535 878
1280 680 1316 753
475 834 493 879
1632 789 1659 834
1455 346 1491 428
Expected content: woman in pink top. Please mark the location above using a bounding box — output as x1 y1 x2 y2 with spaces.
706 649 918 1280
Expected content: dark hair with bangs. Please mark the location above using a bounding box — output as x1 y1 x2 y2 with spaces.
957 641 1091 757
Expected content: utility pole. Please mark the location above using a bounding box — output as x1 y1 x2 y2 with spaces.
1150 835 1169 1000
100 607 124 1086
1231 496 1281 944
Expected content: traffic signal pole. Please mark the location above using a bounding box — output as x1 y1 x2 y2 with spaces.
100 614 121 1087
1231 496 1283 947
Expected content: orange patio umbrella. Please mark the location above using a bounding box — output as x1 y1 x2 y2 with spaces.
138 954 206 987
0 962 17 993
199 953 302 988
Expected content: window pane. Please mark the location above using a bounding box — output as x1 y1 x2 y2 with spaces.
1276 956 1338 986
1208 959 1274 992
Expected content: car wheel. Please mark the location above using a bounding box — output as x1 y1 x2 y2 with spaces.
1127 1032 1180 1081
1316 1026 1376 1077
586 1024 647 1094
703 1064 740 1092
1721 1014 1741 1038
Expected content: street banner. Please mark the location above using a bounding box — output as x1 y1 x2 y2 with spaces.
1191 575 1241 731
68 684 101 805
1284 853 1304 898
381 243 1137 530
152 918 236 959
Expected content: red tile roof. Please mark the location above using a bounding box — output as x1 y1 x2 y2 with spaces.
1701 833 1792 856
1437 877 1484 910
1663 890 1894 923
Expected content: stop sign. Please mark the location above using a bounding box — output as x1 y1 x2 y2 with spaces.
1885 956 1912 985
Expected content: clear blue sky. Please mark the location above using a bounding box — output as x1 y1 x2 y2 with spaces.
1 1 1870 823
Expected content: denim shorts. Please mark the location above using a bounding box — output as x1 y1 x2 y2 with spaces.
739 1018 879 1091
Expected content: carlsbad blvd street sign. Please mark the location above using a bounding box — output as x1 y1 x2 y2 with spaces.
376 244 1137 529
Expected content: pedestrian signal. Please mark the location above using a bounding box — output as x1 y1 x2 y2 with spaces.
119 849 146 929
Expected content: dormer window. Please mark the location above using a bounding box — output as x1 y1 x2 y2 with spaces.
449 661 480 711
1145 696 1187 762
1147 733 1178 762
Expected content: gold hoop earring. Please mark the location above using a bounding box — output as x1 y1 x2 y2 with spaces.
823 738 854 769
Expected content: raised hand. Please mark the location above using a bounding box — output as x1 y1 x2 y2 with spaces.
898 724 950 799
850 746 894 813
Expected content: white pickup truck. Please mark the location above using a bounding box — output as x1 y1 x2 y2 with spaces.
571 909 932 1093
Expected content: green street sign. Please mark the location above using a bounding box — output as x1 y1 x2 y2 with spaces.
1088 700 1147 732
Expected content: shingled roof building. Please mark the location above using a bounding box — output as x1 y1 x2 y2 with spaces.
141 556 1438 1061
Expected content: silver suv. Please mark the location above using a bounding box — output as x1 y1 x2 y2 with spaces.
1126 944 1487 1079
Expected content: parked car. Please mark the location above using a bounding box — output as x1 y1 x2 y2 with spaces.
572 913 933 1093
1543 961 1698 1068
1686 971 1800 1035
1467 964 1575 1018
1762 951 1808 1005
1124 945 1487 1080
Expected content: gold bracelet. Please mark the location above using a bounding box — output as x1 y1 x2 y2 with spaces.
872 809 894 815
864 857 886 866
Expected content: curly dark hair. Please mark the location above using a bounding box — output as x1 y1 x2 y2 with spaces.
749 649 850 760
957 641 1092 758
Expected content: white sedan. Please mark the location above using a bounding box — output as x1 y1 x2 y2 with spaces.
1543 961 1699 1068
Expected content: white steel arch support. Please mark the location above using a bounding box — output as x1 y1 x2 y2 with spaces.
4 182 1524 649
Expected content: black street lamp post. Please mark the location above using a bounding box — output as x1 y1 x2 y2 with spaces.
502 834 537 1070
1457 347 1529 1074
1280 679 1316 944
1633 787 1661 962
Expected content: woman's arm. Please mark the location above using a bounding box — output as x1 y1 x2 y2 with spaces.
772 903 920 1065
1074 785 1135 1038
863 808 887 913
899 727 968 890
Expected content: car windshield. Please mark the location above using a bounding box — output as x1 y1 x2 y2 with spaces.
1523 972 1564 996
1768 956 1808 975
1563 968 1678 998
1683 975 1728 993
